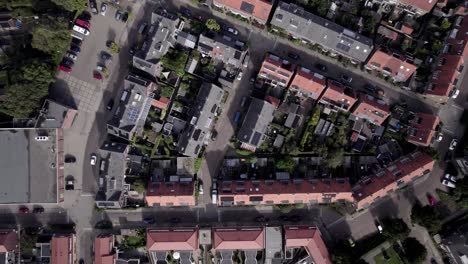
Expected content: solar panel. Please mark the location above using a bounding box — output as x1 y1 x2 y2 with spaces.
240 1 255 14
250 131 262 146
336 43 351 52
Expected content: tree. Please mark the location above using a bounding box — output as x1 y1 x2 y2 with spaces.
381 218 410 241
402 237 427 264
31 16 71 62
108 42 120 54
160 49 188 76
205 18 220 32
431 40 443 53
309 107 321 127
51 0 87 13
440 19 452 30
411 203 442 234
324 149 344 168
275 156 296 173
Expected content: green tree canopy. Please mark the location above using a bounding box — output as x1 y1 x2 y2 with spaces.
205 18 220 32
275 156 296 173
411 203 442 234
160 49 188 76
381 218 410 241
440 19 452 30
324 149 344 168
402 237 427 264
32 16 71 63
51 0 86 13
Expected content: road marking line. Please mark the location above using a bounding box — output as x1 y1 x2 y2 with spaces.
80 193 94 197
450 103 464 110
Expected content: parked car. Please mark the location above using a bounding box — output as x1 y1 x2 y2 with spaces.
288 52 300 60
93 72 103 80
33 207 44 214
427 194 436 206
101 3 107 16
198 182 204 194
210 130 217 141
442 179 456 188
315 63 327 72
255 216 269 223
375 221 383 233
138 22 147 34
90 154 97 165
348 237 356 247
72 25 90 36
180 7 192 17
107 99 114 110
72 38 83 47
451 88 460 99
240 96 247 107
237 71 243 80
115 10 123 21
70 45 81 54
61 58 74 67
75 18 90 29
341 74 353 83
243 53 250 68
436 133 443 142
58 65 71 73
101 52 112 61
211 189 218 204
444 173 457 182
364 84 376 93
143 217 155 224
66 52 77 61
96 64 106 71
65 180 74 190
64 155 76 163
18 207 29 214
449 139 458 150
89 0 98 14
121 12 129 22
222 24 238 35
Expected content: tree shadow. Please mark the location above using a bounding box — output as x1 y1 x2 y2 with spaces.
48 78 77 109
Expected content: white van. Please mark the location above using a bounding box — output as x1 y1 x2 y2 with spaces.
211 190 218 204
73 25 90 36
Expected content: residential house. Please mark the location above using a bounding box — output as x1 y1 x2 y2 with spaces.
107 74 155 140
407 112 440 146
35 99 77 129
133 9 179 76
212 227 265 262
94 234 117 264
212 0 275 24
146 181 195 206
352 151 434 209
197 33 248 69
318 80 357 111
237 98 276 151
216 178 353 206
177 83 224 157
176 31 198 49
95 142 130 209
396 0 438 16
365 49 417 82
51 234 76 264
0 11 19 32
0 229 17 264
258 53 296 87
284 226 332 264
289 66 327 99
147 228 198 264
270 1 373 62
351 94 391 125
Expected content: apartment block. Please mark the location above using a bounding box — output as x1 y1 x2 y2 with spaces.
318 80 357 111
258 53 296 87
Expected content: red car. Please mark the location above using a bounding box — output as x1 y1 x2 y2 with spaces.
428 195 436 206
59 65 71 73
18 207 29 214
93 73 103 80
75 19 90 29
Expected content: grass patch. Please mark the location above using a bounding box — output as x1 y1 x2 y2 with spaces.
374 247 404 264
194 157 203 173
121 229 146 250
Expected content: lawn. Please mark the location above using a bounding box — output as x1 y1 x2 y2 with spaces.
374 247 404 264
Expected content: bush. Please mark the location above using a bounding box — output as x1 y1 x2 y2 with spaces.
402 237 427 264
236 149 253 156
275 156 295 173
160 48 188 76
274 204 294 214
120 229 146 250
381 218 410 242
411 202 442 234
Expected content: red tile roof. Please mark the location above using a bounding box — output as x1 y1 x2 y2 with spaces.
446 15 468 57
401 24 413 35
353 151 434 209
51 234 74 264
319 80 357 111
259 53 296 86
407 113 440 146
94 235 116 264
284 226 332 264
0 230 17 253
151 97 170 110
147 228 198 251
365 50 417 82
427 55 464 96
213 227 265 250
146 181 195 206
352 94 390 125
213 0 274 23
399 0 437 13
289 67 327 100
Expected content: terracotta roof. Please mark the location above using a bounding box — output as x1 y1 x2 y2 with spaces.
259 53 296 86
0 230 17 253
151 97 170 110
400 24 413 35
146 181 194 196
213 0 274 22
51 234 74 264
213 227 265 250
94 235 116 264
446 15 468 56
319 80 357 111
399 0 437 13
365 50 417 82
284 226 332 264
377 26 399 40
265 95 280 107
352 94 390 125
289 67 327 99
427 55 464 96
407 113 440 146
147 228 198 251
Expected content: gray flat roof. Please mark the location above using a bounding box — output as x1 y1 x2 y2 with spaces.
0 129 58 204
237 98 276 147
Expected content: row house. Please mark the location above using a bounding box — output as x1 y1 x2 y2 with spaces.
216 178 353 206
352 151 435 209
145 181 195 206
50 234 76 264
289 66 327 100
94 234 117 264
407 112 440 146
396 0 438 16
197 33 248 69
0 229 17 264
147 228 198 264
212 0 275 24
351 94 391 126
284 226 332 264
271 1 373 63
318 80 357 112
258 53 296 87
365 49 417 83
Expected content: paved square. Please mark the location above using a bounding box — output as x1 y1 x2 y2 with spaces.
61 75 103 113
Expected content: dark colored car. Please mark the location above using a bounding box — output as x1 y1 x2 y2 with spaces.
211 130 217 141
64 156 76 163
107 99 114 110
180 7 192 17
169 217 180 224
70 45 81 54
315 63 327 72
101 52 112 61
143 217 155 224
288 52 300 60
61 58 74 68
71 37 82 47
18 207 30 214
364 83 376 93
115 10 123 21
89 0 98 14
33 207 44 214
122 12 129 22
106 40 114 48
93 72 103 80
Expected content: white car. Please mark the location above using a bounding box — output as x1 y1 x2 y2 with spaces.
101 3 107 16
451 89 460 99
444 173 457 182
66 52 77 60
436 133 443 142
237 71 243 81
72 25 89 36
198 182 204 195
442 179 456 188
377 224 383 233
90 154 97 166
449 139 458 150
